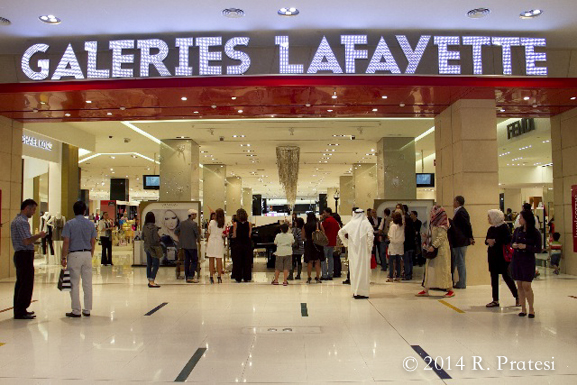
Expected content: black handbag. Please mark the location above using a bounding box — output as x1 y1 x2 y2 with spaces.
424 247 438 260
57 269 71 291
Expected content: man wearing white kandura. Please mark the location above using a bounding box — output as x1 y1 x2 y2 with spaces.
338 208 374 299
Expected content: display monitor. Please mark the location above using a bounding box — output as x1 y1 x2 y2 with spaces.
143 175 160 190
416 173 435 188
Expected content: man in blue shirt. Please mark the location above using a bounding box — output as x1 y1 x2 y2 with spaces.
61 201 97 318
11 199 46 320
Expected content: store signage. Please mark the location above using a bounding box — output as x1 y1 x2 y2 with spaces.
507 118 536 139
20 34 547 81
572 185 577 253
22 134 53 151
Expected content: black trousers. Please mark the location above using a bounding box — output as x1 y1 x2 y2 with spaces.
491 270 518 302
13 251 35 317
42 234 54 255
100 237 113 265
232 243 252 282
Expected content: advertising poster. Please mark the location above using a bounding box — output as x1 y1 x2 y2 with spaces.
140 201 201 265
572 186 577 253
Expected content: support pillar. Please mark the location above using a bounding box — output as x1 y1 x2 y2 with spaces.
159 139 200 201
353 164 378 211
226 177 242 216
242 188 253 213
377 137 416 200
435 99 498 286
61 143 79 221
0 116 23 279
339 176 354 215
203 165 226 215
552 108 577 275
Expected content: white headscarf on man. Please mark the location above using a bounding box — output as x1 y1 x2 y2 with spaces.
338 209 374 297
488 209 505 227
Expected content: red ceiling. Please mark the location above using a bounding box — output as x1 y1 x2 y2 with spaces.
1 75 577 122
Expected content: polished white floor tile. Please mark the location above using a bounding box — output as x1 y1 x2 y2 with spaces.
0 258 576 383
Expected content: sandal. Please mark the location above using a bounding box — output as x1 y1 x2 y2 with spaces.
283 281 288 286
486 301 500 308
271 280 279 285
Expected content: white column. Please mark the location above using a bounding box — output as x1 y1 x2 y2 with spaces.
339 176 354 215
242 188 253 213
226 177 242 216
377 137 416 200
159 139 200 201
203 164 226 214
353 164 378 211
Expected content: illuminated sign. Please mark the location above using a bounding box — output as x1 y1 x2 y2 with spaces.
22 135 53 151
21 34 547 81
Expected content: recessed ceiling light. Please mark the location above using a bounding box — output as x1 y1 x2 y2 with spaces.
500 109 506 112
238 110 243 113
571 97 576 100
520 9 543 19
399 103 405 107
327 109 333 112
107 112 112 116
523 96 530 101
32 108 39 113
222 8 245 18
64 113 71 117
467 8 491 19
372 108 378 112
181 97 187 101
231 96 237 100
194 111 199 114
232 135 245 138
278 7 299 16
328 143 339 146
110 156 115 159
211 105 217 109
39 15 61 24
86 100 92 104
305 103 311 107
532 104 538 108
119 106 126 110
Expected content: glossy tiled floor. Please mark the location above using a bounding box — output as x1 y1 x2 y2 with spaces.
1 257 576 384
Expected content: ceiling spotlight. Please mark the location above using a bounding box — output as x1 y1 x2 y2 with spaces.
571 97 576 100
181 96 187 101
500 108 506 112
222 8 245 18
523 96 530 101
399 103 405 107
372 108 378 112
467 8 491 19
231 96 237 100
381 95 388 99
520 9 543 19
119 106 126 110
194 111 199 114
328 143 339 146
32 108 39 113
305 103 311 107
211 105 217 109
278 7 299 16
64 113 71 117
39 15 61 24
110 156 115 159
238 110 243 113
107 112 112 116
327 109 333 112
332 92 337 99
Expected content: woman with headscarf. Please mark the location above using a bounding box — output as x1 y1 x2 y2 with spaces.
338 208 374 299
417 206 454 298
485 209 519 308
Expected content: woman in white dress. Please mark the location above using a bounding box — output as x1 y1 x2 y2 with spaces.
207 208 226 284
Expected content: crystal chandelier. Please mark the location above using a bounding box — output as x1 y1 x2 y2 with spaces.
276 146 300 206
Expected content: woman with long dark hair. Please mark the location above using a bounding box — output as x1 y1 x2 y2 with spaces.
485 209 518 308
303 212 323 284
142 212 161 288
207 208 226 284
231 208 253 282
512 210 542 318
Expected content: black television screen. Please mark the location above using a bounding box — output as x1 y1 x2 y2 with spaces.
416 173 435 188
143 175 160 190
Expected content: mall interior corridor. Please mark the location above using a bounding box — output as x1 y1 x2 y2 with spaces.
0 261 575 384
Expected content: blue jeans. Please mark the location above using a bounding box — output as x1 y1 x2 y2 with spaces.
184 249 198 279
322 246 334 278
452 246 468 288
403 250 414 279
379 241 388 270
146 251 160 280
388 255 402 279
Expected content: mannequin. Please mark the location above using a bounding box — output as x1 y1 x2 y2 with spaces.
53 213 66 261
41 212 55 260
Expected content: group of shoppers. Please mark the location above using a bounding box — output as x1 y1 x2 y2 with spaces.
10 195 544 320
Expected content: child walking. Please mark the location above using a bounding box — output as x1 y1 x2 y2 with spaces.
273 223 294 286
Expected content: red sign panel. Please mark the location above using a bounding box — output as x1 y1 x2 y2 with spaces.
572 186 577 252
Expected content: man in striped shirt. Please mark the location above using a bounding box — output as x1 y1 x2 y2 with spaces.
11 199 46 320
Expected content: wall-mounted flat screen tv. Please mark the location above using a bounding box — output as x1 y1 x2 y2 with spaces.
143 175 160 190
416 173 435 188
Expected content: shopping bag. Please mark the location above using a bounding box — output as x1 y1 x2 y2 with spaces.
503 244 514 263
57 269 71 292
371 254 377 269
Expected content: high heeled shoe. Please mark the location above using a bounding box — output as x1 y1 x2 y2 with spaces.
217 277 222 284
210 277 214 284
